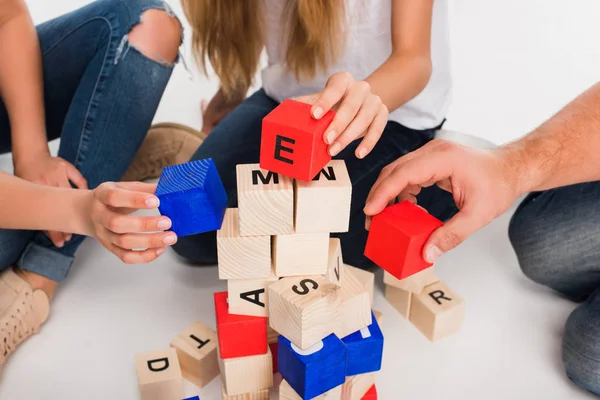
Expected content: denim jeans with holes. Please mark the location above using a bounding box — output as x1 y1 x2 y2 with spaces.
0 0 179 282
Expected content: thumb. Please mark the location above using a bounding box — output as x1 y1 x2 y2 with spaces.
422 210 481 263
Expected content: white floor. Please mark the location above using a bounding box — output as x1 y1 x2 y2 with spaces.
0 1 599 399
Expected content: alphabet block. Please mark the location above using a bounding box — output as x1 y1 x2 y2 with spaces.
260 99 335 182
273 233 329 277
341 373 375 400
214 292 268 358
383 268 438 294
280 378 342 399
227 274 278 317
170 322 219 388
236 164 294 236
385 284 411 319
135 348 183 400
269 276 341 349
364 201 443 280
156 158 228 236
361 385 377 400
218 208 272 279
334 269 372 339
324 238 343 287
278 334 347 399
409 281 465 341
342 313 384 376
218 347 273 396
221 384 269 400
295 160 352 233
345 265 375 306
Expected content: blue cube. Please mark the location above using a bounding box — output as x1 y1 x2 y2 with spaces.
278 334 347 399
156 159 228 236
342 312 384 376
183 397 200 400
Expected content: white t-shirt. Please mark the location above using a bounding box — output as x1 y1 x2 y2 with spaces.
261 0 451 131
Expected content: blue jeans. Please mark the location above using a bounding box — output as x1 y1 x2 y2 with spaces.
172 89 458 269
0 0 179 282
509 182 600 395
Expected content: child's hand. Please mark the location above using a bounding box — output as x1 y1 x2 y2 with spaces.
79 182 176 264
295 72 389 159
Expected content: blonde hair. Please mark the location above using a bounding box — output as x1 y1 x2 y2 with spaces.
182 0 345 98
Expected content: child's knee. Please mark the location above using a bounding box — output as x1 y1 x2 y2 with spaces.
128 8 182 65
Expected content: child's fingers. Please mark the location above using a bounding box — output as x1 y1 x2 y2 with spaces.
97 185 160 209
115 181 158 194
107 230 177 250
310 72 354 119
355 107 388 159
100 212 172 234
329 94 382 156
109 244 166 264
323 81 371 148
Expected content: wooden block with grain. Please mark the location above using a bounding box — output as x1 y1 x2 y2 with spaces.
236 164 294 236
324 238 343 287
280 378 342 399
385 284 412 319
228 273 278 317
383 267 438 294
345 264 375 306
341 373 376 400
136 348 183 400
273 232 329 277
218 347 273 396
170 322 219 388
221 384 269 400
334 269 372 339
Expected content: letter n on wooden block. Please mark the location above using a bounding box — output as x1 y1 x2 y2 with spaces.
409 281 465 341
334 269 372 339
361 385 377 400
273 233 329 277
214 292 267 358
260 99 335 182
342 312 384 376
218 208 272 279
221 384 270 400
269 276 341 349
227 274 278 317
135 348 183 400
280 378 342 399
341 373 376 400
383 268 438 294
170 322 218 388
218 347 273 396
278 334 347 399
364 201 443 280
156 158 228 236
324 238 343 287
236 164 294 236
345 264 375 306
385 284 411 319
295 160 352 233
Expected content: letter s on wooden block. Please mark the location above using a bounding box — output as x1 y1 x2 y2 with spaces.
260 99 335 181
364 201 443 280
135 348 183 400
170 322 219 388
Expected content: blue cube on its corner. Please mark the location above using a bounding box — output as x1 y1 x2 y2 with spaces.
156 159 228 236
183 397 200 400
342 312 384 376
278 334 347 399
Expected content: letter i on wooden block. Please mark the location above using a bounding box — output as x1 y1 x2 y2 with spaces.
278 334 347 399
345 264 375 306
364 200 443 280
273 232 330 277
342 312 384 376
227 273 278 317
295 160 352 233
324 238 343 287
135 348 183 400
214 292 267 358
260 99 335 182
384 268 438 294
170 322 219 388
156 158 228 236
385 284 411 319
334 268 372 339
236 164 294 236
280 378 342 400
341 373 376 400
218 347 273 396
410 281 465 341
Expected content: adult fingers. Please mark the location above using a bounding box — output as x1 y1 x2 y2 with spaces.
309 72 354 119
66 164 88 189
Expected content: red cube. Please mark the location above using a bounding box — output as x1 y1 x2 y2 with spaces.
362 385 377 399
364 201 443 280
214 291 268 359
260 99 335 181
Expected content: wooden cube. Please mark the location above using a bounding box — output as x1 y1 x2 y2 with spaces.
278 334 347 399
170 322 218 388
294 160 352 233
280 378 342 399
227 274 278 317
218 208 271 279
385 285 412 319
364 201 443 280
236 164 294 236
218 347 273 396
269 275 341 349
410 281 465 341
334 269 372 339
221 384 269 400
156 158 228 236
345 265 375 306
273 232 329 277
361 385 377 400
135 348 183 400
342 312 384 376
383 268 438 294
341 373 376 400
214 291 268 358
324 238 343 287
260 99 335 182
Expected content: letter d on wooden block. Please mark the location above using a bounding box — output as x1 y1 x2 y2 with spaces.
260 99 335 181
156 158 228 236
170 322 219 388
342 312 384 376
135 348 183 400
280 378 342 399
364 201 443 280
410 281 465 341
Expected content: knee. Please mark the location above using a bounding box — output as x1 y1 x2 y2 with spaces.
128 8 182 65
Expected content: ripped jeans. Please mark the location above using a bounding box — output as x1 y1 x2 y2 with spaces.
0 0 180 282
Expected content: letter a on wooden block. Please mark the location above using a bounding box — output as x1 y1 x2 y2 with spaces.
383 267 438 294
324 238 344 287
385 284 412 319
342 312 384 376
236 164 294 236
218 208 272 279
214 292 268 358
269 276 341 349
273 232 329 277
170 322 219 388
334 269 372 339
279 334 347 399
364 201 443 280
280 378 343 400
227 274 278 317
361 385 377 400
221 384 270 400
341 373 376 400
345 264 375 306
410 281 465 341
260 99 335 182
218 347 273 396
135 348 183 400
295 160 352 233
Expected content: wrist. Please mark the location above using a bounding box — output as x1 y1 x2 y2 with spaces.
13 143 50 170
497 138 552 196
68 189 94 236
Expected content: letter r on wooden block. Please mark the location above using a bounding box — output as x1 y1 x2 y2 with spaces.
260 99 335 181
135 348 183 400
342 312 384 376
170 322 219 388
364 201 443 280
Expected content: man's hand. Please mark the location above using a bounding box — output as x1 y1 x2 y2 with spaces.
364 140 522 263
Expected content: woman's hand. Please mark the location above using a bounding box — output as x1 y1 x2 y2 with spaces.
77 181 176 264
201 88 245 134
296 72 389 159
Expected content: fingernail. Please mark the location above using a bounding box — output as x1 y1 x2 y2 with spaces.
65 234 72 242
156 247 166 256
145 197 159 208
56 241 64 248
326 130 336 144
163 234 177 245
157 218 171 230
365 217 371 231
357 148 367 159
329 142 342 156
425 245 443 264
313 107 323 119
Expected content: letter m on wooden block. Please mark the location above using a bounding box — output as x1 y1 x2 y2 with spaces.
260 99 335 181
